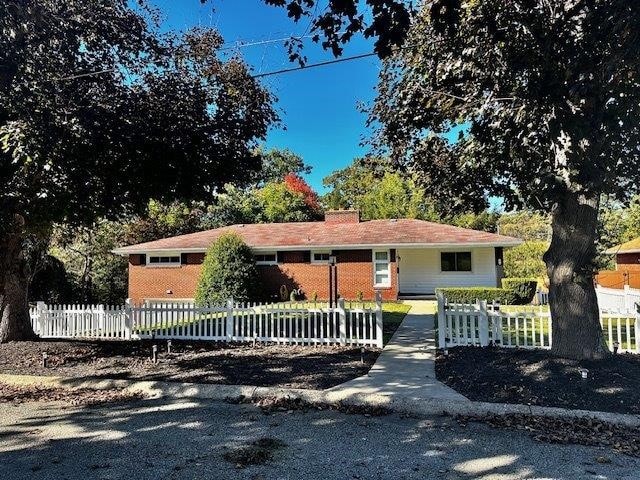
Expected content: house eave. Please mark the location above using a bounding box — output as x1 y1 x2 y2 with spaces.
113 240 522 256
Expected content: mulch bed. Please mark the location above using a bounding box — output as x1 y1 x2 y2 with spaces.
0 382 144 406
0 339 378 390
436 346 640 415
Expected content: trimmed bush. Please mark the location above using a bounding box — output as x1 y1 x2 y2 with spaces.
436 287 515 305
195 233 260 305
501 278 538 305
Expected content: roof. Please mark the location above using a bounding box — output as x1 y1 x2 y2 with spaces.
113 218 521 255
606 237 640 255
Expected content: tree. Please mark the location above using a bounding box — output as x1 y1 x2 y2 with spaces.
253 148 312 185
1 2 276 342
365 3 640 360
195 233 260 304
257 181 321 223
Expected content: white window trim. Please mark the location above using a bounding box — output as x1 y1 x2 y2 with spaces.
311 250 331 264
146 253 182 268
439 251 474 273
255 252 278 266
372 249 391 288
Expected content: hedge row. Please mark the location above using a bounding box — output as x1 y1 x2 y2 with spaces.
436 278 538 305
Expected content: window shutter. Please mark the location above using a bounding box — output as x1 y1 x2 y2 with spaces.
140 254 146 265
276 251 283 264
181 253 188 265
303 251 311 263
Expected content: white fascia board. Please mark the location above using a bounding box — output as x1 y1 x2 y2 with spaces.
113 240 522 256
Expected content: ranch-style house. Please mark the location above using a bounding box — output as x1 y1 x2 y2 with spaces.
113 210 521 304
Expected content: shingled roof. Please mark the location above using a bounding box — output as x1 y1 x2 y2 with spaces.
113 211 521 255
606 237 640 255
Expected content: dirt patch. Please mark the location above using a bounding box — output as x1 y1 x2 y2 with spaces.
0 340 378 390
0 382 144 406
436 346 640 415
223 437 287 468
457 414 640 457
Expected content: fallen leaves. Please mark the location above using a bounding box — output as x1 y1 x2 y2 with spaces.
226 395 392 416
0 382 144 406
458 414 640 457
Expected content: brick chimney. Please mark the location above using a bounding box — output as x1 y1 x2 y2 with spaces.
324 210 360 224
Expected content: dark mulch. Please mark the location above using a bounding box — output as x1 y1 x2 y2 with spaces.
226 395 392 416
223 437 287 468
0 382 144 406
436 346 640 415
0 339 379 390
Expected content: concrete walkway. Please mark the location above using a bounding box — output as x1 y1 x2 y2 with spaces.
330 300 468 402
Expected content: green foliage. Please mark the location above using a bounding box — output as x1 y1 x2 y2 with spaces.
253 148 312 185
497 212 551 241
195 233 260 305
501 278 538 305
436 287 515 305
257 182 319 223
449 211 500 233
504 241 549 281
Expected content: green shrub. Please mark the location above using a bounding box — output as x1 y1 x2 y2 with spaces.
501 278 538 305
436 287 515 305
195 233 260 305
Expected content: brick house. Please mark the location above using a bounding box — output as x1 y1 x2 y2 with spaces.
597 237 640 289
114 210 521 304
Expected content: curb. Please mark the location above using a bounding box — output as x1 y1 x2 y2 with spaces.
2 373 640 428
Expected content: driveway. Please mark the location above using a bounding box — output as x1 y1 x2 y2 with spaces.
1 398 638 480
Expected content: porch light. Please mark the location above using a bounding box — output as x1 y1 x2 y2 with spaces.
328 255 337 266
579 368 589 380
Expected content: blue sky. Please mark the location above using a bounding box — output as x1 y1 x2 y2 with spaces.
153 0 381 192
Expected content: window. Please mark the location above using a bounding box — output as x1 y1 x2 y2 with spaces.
147 255 181 267
441 252 472 272
254 253 277 265
373 250 391 287
311 251 331 263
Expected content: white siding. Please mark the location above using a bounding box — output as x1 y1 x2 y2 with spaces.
398 247 498 294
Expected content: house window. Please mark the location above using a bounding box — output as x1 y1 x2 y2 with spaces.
311 251 331 264
373 250 391 287
147 255 181 267
441 252 472 272
254 253 277 265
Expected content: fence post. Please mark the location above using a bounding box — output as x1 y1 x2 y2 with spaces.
36 301 47 337
124 298 132 340
635 303 640 354
226 298 234 342
437 292 446 348
478 300 489 347
375 291 383 348
337 297 347 345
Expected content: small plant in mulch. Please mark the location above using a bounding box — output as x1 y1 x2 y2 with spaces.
457 414 640 457
225 395 391 416
223 437 287 468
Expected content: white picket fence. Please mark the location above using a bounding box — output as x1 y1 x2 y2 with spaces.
437 293 640 354
29 296 384 348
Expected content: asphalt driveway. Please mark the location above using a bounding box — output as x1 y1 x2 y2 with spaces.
0 398 638 480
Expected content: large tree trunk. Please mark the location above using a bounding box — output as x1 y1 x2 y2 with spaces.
544 191 608 360
0 223 36 343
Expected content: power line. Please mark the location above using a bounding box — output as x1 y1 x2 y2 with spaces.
251 50 380 78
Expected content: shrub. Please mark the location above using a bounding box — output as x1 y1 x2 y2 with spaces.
195 233 260 305
436 287 515 305
501 278 538 305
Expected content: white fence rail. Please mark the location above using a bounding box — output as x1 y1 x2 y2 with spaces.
596 285 640 312
30 296 383 348
437 293 640 354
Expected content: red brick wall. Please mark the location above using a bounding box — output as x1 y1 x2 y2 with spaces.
616 253 640 271
128 249 398 303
